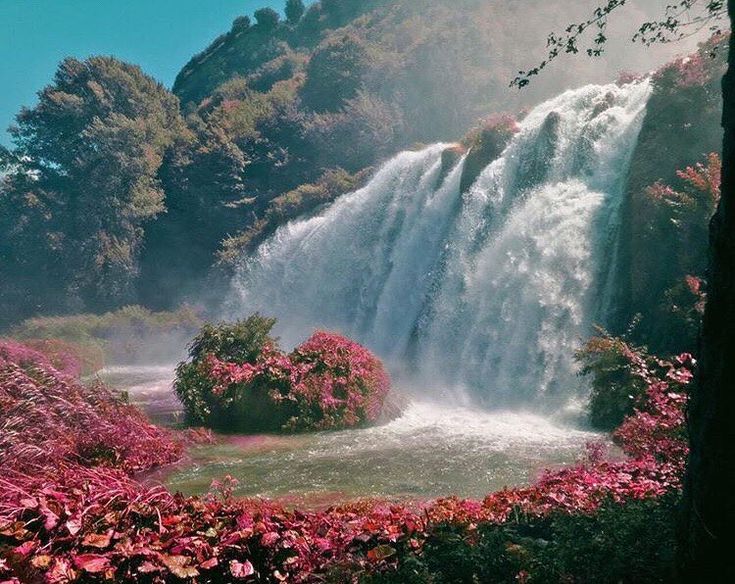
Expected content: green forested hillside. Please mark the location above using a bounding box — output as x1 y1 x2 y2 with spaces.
0 0 725 330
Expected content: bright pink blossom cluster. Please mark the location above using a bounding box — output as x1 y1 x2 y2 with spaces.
205 332 391 431
612 351 692 464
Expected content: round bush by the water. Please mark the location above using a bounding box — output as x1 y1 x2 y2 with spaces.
174 316 391 433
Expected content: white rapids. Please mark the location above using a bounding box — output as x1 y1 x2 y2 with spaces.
229 81 652 408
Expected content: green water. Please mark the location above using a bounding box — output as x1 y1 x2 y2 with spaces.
104 366 601 506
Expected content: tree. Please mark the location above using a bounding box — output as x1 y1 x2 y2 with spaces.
514 2 734 580
285 0 305 24
231 15 251 32
0 57 184 318
254 7 280 31
512 1 727 89
138 121 250 309
300 33 370 112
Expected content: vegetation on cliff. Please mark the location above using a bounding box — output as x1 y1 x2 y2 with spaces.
0 1 707 328
615 36 727 354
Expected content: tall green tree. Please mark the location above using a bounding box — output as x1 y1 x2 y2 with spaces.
254 7 281 31
0 56 184 322
138 121 250 309
285 0 305 24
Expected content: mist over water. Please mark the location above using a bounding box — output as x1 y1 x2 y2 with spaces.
229 81 652 409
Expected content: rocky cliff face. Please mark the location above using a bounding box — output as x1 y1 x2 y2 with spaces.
613 37 727 352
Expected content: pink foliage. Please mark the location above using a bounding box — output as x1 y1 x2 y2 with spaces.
0 340 691 582
0 340 79 378
0 348 181 476
676 151 722 206
290 332 391 429
205 331 391 431
613 352 692 464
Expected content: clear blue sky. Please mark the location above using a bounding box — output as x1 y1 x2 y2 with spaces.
0 0 285 146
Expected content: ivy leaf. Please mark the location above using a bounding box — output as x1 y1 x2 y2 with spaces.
73 554 110 574
160 554 200 579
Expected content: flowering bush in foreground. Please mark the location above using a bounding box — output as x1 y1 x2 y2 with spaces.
0 336 690 582
175 316 391 433
0 349 181 475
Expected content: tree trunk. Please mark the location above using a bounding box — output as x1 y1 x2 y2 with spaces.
679 3 735 580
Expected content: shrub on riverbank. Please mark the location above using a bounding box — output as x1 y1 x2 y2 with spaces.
0 344 181 476
576 331 650 430
174 316 391 433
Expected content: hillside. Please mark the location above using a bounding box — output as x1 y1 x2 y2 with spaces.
0 0 723 330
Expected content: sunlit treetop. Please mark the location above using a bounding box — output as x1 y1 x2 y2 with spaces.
512 0 727 88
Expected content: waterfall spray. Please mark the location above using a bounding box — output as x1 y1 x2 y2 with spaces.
229 81 652 409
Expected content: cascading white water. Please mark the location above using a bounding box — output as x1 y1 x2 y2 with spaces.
229 81 652 408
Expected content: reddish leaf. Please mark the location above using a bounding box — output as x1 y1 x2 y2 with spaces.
73 554 110 573
230 559 255 579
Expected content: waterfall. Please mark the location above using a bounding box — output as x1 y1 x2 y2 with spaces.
229 81 652 408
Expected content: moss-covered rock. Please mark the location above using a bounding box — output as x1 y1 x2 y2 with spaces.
613 36 727 352
459 114 519 193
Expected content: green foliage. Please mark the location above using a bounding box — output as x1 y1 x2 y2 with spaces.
542 496 677 583
254 7 280 30
174 315 282 429
183 315 277 364
618 36 726 354
10 305 203 364
361 496 678 584
218 167 371 265
301 33 370 112
0 57 185 323
231 15 251 32
576 330 648 431
285 0 306 24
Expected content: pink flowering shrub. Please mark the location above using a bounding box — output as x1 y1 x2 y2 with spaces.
175 316 391 433
0 339 79 377
287 332 391 430
0 345 181 476
613 352 692 464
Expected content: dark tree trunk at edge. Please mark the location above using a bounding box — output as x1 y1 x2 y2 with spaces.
679 2 735 580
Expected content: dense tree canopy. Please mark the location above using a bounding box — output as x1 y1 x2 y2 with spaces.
253 7 280 30
0 57 184 325
285 0 306 24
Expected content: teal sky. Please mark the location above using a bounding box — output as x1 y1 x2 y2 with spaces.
0 0 285 146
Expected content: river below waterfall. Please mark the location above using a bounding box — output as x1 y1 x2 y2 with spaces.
101 366 602 506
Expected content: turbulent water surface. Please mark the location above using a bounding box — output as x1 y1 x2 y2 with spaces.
103 365 600 503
